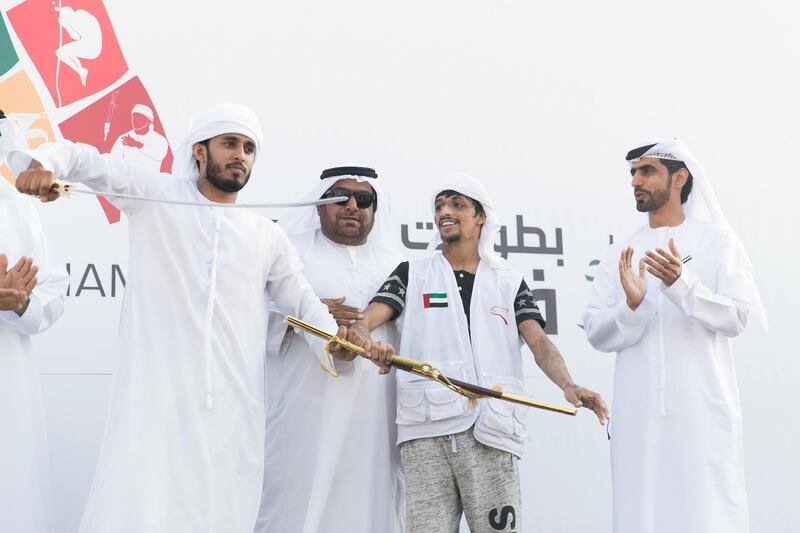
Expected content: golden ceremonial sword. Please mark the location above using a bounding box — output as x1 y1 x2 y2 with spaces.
284 316 577 416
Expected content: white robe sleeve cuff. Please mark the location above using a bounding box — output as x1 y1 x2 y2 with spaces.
660 267 697 306
614 296 657 327
332 358 356 376
7 147 56 176
0 293 44 336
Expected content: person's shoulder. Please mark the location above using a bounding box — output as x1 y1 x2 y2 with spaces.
688 218 729 237
369 243 404 265
253 213 283 234
687 219 742 254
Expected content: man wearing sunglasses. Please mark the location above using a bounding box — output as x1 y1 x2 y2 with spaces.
255 167 404 533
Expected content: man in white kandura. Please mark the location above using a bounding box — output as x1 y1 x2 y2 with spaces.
110 104 169 172
1 111 69 533
10 103 359 533
255 166 404 533
582 139 767 533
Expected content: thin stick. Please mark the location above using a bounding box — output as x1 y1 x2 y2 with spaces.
50 181 348 209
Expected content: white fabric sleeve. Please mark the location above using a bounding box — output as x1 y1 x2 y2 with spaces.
581 245 657 352
0 209 68 336
265 226 343 364
7 141 169 216
660 230 750 337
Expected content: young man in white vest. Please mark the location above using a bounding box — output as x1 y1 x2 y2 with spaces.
355 173 609 533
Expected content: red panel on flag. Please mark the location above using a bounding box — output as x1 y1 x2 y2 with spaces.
8 0 128 108
58 76 172 224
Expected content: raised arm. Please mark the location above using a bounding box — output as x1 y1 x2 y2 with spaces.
582 245 656 352
519 319 608 424
9 141 169 215
0 203 68 335
357 301 395 334
654 236 750 337
265 226 368 371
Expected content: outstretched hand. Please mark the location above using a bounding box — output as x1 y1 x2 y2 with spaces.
321 297 364 326
642 238 682 287
564 385 609 425
326 324 394 375
619 246 647 310
0 253 38 314
121 135 144 149
365 340 394 375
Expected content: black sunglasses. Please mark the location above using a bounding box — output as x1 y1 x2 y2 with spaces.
322 188 376 209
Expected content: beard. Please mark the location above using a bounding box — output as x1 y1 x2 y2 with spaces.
205 151 251 193
441 232 461 244
636 176 672 212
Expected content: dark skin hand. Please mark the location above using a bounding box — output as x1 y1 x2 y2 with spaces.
15 161 60 202
321 297 364 327
326 325 393 370
347 321 394 374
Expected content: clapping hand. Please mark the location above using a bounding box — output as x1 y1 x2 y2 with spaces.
642 238 683 287
619 246 647 310
0 253 38 315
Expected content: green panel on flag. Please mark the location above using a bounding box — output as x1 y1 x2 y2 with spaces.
0 17 18 77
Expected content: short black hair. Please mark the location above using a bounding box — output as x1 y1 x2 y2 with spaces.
194 139 210 170
0 109 6 120
660 159 693 204
436 189 485 217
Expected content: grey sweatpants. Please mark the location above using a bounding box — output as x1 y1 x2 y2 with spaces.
400 426 522 533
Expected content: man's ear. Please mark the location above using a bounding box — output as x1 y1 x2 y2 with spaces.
673 167 689 190
192 142 207 165
477 212 487 226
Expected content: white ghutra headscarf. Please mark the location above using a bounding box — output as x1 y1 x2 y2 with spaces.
172 103 264 181
277 166 396 254
427 172 508 270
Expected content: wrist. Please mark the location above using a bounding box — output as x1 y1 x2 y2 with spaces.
331 349 357 362
352 320 370 337
664 269 681 287
15 297 30 317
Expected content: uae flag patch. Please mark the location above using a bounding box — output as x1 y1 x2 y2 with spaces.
423 292 448 308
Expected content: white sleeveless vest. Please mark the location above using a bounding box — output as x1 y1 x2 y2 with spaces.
396 252 530 458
